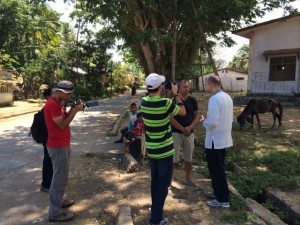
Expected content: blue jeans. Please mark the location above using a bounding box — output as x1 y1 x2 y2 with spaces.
149 156 173 224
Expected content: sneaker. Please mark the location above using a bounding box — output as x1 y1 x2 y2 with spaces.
159 218 169 225
207 199 230 208
149 218 169 225
114 139 123 143
48 212 74 222
205 192 216 199
40 185 49 193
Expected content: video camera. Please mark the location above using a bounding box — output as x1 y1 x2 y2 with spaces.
71 97 100 110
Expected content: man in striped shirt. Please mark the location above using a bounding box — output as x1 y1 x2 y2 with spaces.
141 73 186 225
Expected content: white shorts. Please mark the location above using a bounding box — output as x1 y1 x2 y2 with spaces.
172 132 194 163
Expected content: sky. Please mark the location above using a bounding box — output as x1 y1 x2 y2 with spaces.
48 0 300 64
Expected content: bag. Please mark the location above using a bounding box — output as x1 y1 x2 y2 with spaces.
30 108 48 144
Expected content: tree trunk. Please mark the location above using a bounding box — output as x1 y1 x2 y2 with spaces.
171 0 177 83
190 0 219 77
140 42 156 74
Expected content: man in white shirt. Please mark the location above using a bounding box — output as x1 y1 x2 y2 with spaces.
200 75 233 208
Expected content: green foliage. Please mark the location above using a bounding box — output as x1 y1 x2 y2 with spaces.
221 196 257 224
228 44 249 73
80 0 297 78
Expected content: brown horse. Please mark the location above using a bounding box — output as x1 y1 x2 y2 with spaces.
237 98 283 129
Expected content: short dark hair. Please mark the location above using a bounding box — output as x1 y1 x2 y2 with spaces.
43 88 52 98
207 75 221 86
137 112 142 118
130 103 137 107
147 87 159 93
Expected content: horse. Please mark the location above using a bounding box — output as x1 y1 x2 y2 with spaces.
237 98 283 129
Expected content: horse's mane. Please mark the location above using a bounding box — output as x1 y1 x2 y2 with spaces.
239 99 256 118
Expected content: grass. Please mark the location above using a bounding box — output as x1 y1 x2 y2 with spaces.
192 91 300 224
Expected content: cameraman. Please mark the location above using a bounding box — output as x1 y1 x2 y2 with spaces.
44 80 83 222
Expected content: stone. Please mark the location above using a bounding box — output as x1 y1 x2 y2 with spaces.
115 205 133 225
245 198 287 225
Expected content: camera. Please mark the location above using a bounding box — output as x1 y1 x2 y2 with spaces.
71 97 99 110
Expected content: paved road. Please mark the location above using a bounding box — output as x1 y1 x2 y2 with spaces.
0 90 144 225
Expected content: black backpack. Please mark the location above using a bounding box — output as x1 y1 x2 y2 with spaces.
30 108 48 144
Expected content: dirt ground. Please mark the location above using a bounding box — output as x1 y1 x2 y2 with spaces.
2 92 299 225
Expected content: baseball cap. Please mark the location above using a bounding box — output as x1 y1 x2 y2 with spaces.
145 73 166 90
52 80 74 93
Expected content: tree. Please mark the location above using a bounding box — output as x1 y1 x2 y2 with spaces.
76 0 297 80
228 44 249 73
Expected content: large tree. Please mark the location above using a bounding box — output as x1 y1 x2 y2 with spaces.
75 0 297 80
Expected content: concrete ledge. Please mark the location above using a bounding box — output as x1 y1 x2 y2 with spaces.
109 110 128 136
245 198 287 225
123 154 138 173
229 161 246 175
116 205 133 225
266 188 300 222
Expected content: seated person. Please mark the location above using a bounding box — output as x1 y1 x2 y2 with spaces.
114 103 138 143
125 112 144 148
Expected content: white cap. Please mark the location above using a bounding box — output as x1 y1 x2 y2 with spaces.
145 73 166 90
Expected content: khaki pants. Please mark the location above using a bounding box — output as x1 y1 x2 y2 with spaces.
172 132 194 163
47 147 70 217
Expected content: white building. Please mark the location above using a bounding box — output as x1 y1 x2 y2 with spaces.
199 68 248 92
233 15 300 95
0 69 14 106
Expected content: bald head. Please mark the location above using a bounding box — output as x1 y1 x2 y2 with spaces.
206 75 222 93
207 75 221 86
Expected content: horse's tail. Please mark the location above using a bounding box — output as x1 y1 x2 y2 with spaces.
277 100 283 122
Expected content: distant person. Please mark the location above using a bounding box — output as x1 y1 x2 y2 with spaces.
141 73 186 225
200 75 233 208
44 80 84 222
170 80 200 187
131 82 137 96
40 88 53 193
114 103 138 143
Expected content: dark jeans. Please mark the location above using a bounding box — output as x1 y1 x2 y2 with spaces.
149 156 173 224
42 144 53 189
119 126 128 139
205 147 229 202
125 132 137 140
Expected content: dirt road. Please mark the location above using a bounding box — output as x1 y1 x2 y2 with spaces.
0 92 143 225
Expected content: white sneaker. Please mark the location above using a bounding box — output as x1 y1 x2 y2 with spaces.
149 218 169 225
159 218 169 225
207 199 230 208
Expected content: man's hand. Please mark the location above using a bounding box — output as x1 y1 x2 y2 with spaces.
182 127 191 137
199 115 205 123
74 103 84 112
171 83 178 96
185 126 192 134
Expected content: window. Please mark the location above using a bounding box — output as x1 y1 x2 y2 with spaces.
236 77 245 80
269 55 296 81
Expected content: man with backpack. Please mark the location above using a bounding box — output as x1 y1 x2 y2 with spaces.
30 88 53 193
44 80 83 222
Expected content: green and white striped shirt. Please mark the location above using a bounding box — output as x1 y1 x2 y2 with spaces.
141 95 180 159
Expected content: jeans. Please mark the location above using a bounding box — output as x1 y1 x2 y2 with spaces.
42 144 53 189
205 147 229 202
149 156 173 224
47 147 70 217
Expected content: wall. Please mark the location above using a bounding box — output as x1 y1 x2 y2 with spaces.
198 70 248 92
248 17 300 95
